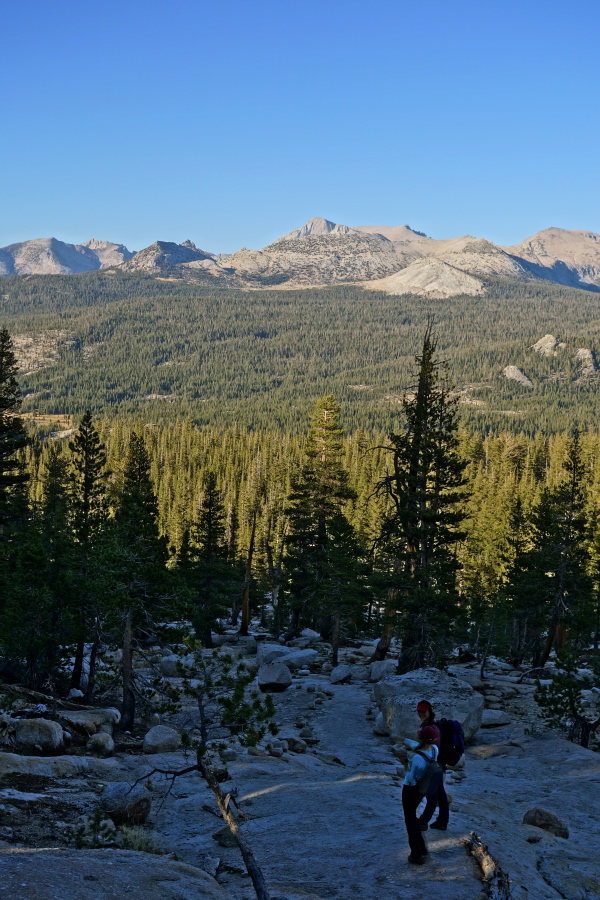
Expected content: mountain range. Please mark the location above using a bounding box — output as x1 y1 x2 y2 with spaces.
2 219 600 295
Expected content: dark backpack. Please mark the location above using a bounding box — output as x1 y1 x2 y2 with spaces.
438 718 465 766
414 750 443 795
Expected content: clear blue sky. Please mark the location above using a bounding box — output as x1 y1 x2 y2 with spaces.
1 0 599 253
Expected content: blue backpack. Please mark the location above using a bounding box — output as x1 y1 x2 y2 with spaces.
438 718 465 766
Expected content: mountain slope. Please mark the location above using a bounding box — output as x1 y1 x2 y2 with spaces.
0 237 133 276
222 230 404 285
365 257 484 296
504 227 600 289
118 240 217 274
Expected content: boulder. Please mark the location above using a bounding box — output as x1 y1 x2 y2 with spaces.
59 708 120 735
281 649 318 671
301 628 322 641
14 719 63 754
256 643 291 666
369 659 397 682
87 732 115 756
101 782 152 825
160 654 180 676
481 708 511 727
257 662 292 692
143 725 180 754
372 667 484 740
330 664 352 684
523 808 569 839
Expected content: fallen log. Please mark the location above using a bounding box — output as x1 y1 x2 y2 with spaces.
465 831 512 900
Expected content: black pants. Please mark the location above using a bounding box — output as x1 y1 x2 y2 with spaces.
402 785 428 858
419 768 449 827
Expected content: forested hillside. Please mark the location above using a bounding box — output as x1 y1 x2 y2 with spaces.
3 272 600 433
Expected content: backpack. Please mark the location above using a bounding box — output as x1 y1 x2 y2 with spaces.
414 750 443 795
438 718 465 766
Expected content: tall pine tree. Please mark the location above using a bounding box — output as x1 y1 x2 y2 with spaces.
375 322 468 670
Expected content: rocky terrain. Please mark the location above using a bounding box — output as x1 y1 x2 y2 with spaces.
1 633 599 900
3 218 600 296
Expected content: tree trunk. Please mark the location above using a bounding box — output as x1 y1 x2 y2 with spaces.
536 617 557 669
240 511 257 637
84 635 99 702
197 756 271 900
284 607 301 642
372 589 397 661
121 608 135 731
331 607 341 667
70 640 85 691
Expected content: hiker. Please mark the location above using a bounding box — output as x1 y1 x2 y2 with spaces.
415 700 465 832
414 700 448 831
396 724 439 865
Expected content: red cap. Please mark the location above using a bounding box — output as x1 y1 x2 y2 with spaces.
416 700 433 712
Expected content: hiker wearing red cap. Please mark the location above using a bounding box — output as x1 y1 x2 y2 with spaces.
415 700 449 832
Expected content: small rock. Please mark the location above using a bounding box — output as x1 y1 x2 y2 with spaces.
285 737 307 753
298 669 311 676
299 727 313 739
220 749 238 762
247 746 268 757
522 808 569 839
68 688 84 699
330 665 352 684
200 855 220 877
143 725 180 754
87 733 115 756
212 826 237 848
101 782 152 825
307 685 316 693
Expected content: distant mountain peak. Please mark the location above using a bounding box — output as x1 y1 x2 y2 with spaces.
273 217 354 243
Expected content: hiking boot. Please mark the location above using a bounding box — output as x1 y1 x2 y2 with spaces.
407 854 426 865
430 821 447 831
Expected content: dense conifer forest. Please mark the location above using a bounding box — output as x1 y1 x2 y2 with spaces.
3 271 600 434
2 320 600 715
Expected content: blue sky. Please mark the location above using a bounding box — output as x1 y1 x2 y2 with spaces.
1 0 599 253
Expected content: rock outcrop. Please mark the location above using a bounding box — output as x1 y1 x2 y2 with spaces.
503 365 534 388
0 849 230 899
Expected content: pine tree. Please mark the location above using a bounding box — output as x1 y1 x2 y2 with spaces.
375 322 468 670
110 432 170 729
283 395 357 641
509 431 591 668
177 471 239 647
68 411 108 693
0 328 29 540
